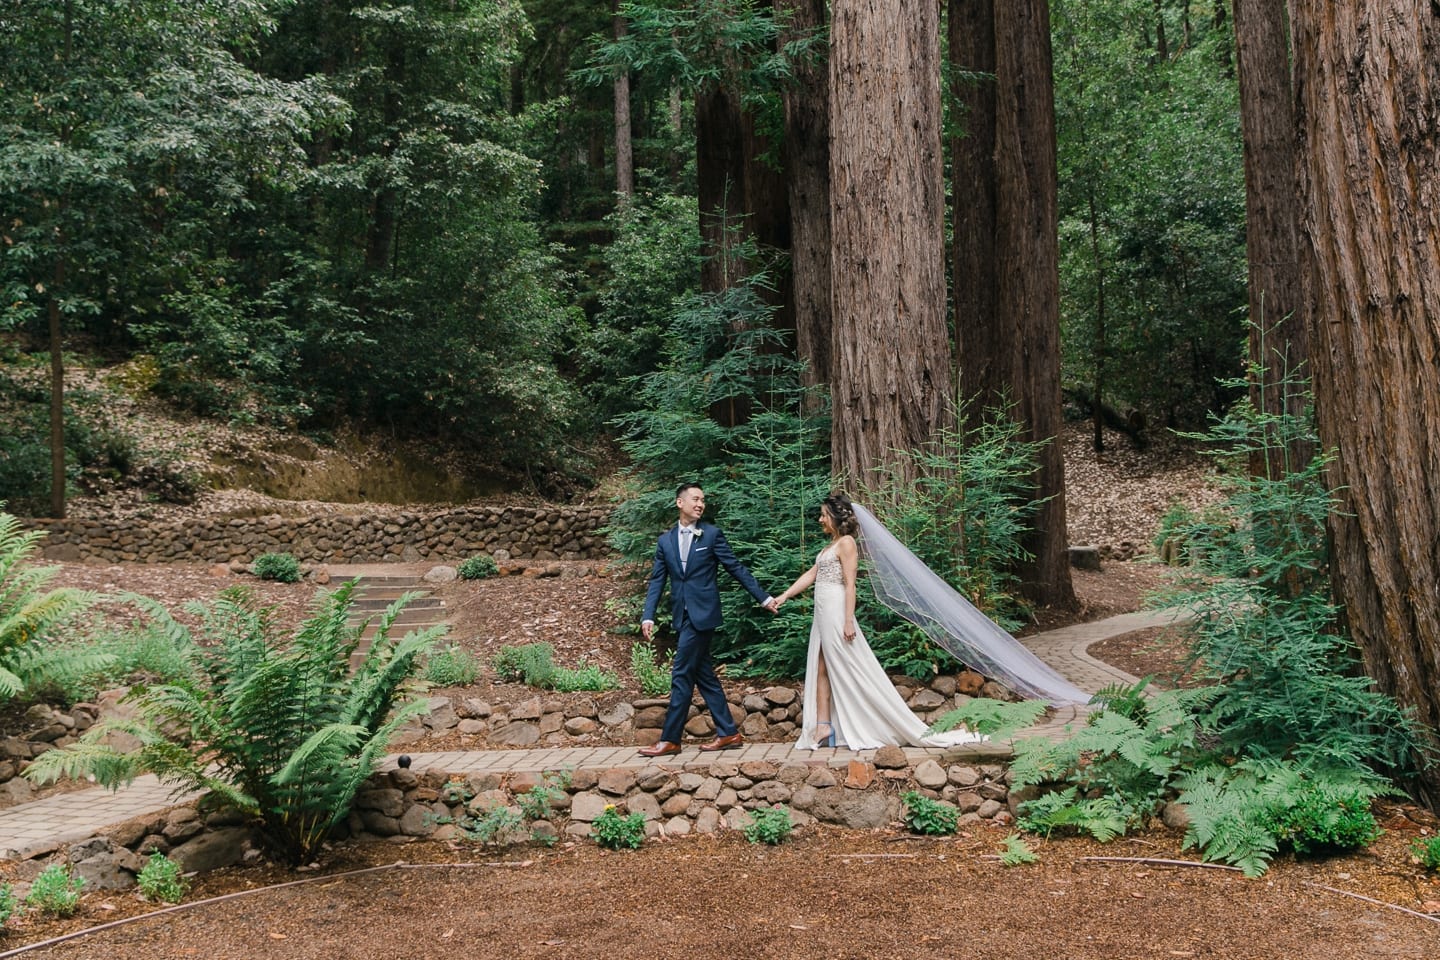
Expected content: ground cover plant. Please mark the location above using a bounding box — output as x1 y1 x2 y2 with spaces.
24 583 444 864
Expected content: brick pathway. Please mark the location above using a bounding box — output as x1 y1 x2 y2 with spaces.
0 608 1185 861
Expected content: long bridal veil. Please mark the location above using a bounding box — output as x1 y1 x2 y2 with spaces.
852 503 1092 706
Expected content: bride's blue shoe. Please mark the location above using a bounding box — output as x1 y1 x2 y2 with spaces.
814 721 835 748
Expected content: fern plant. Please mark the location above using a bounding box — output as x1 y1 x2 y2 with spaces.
929 697 1047 740
0 510 108 703
25 582 443 864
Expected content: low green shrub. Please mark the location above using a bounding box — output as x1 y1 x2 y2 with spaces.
743 806 794 845
252 552 301 583
457 555 499 580
0 881 17 927
630 641 672 698
25 864 83 917
423 644 481 686
494 643 618 692
493 642 556 687
901 790 959 836
136 852 188 903
592 805 646 850
1411 835 1440 872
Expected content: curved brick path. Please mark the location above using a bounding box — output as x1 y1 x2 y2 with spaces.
0 608 1186 861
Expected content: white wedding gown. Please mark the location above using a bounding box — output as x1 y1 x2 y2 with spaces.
796 544 986 750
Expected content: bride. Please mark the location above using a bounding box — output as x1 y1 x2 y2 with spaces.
772 493 1089 750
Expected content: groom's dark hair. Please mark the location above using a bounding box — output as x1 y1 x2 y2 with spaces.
675 481 703 498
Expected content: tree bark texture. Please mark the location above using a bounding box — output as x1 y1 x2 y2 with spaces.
949 0 999 427
780 0 832 391
988 0 1074 607
1232 0 1312 476
612 10 633 200
1291 0 1440 806
829 0 951 488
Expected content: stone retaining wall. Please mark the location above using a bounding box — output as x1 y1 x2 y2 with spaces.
25 504 611 565
4 753 1019 894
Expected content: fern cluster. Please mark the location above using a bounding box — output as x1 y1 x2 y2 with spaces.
1011 372 1424 877
0 510 108 703
26 582 443 864
629 640 672 697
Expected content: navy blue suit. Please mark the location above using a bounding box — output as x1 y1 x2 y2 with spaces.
643 520 768 743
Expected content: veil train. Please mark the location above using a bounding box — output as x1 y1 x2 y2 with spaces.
852 503 1091 707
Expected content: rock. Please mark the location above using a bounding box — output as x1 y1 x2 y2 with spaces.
694 807 724 834
398 802 443 836
948 765 982 787
910 689 948 710
663 816 692 837
421 696 457 730
931 675 958 697
956 671 986 696
762 686 798 707
977 799 1004 819
979 681 1013 701
563 717 597 736
357 788 406 817
0 777 36 806
423 565 458 583
488 722 540 746
208 563 230 578
169 827 253 873
627 792 663 822
809 787 893 829
913 759 948 790
510 698 542 721
844 761 874 790
597 702 634 727
598 768 637 796
568 792 610 823
457 719 486 735
162 808 203 843
1068 544 1103 570
457 698 493 719
1162 801 1190 830
873 745 908 770
74 848 143 890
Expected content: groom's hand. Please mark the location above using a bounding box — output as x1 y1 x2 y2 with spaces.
641 620 654 641
763 597 780 613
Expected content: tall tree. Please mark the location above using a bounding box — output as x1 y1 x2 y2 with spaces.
612 5 634 200
829 0 951 486
951 0 1074 607
779 0 832 390
1232 0 1310 476
1291 0 1440 806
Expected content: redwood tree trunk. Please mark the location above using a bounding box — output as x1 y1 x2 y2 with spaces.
949 0 999 425
1292 0 1440 807
1233 0 1311 476
989 0 1074 607
829 0 951 487
613 8 633 201
780 0 832 390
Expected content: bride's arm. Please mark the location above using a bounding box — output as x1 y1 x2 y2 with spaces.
774 564 818 607
838 535 859 640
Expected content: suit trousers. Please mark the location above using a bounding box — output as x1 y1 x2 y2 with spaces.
661 611 736 743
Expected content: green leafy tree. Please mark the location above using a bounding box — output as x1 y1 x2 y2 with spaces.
27 583 443 865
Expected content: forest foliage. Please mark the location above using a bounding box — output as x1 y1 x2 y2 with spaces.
2 0 1247 509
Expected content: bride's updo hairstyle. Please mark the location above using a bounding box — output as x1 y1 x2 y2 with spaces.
822 493 860 537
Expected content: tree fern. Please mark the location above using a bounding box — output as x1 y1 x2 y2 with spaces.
0 510 106 701
27 581 441 864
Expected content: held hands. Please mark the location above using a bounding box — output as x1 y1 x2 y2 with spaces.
763 596 781 614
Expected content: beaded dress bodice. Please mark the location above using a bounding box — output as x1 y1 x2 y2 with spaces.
816 544 843 585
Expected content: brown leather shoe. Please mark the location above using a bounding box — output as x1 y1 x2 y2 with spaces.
699 732 744 752
638 740 681 757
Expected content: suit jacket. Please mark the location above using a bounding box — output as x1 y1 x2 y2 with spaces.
642 520 768 632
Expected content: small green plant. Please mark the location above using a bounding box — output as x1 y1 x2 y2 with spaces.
25 864 83 917
493 642 557 687
517 770 572 821
551 662 621 693
999 833 1039 866
135 852 188 903
252 552 301 583
423 644 481 686
630 641 673 698
459 801 524 845
592 805 646 850
457 555 499 580
743 806 794 845
901 790 959 836
1018 789 1129 843
0 882 17 928
929 698 1047 740
1410 835 1440 871
494 643 619 692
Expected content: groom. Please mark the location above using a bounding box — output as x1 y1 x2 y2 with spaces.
639 482 777 757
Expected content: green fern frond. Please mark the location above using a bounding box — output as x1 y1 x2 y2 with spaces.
929 698 1046 739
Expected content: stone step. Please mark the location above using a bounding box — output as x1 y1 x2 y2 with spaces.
347 596 444 612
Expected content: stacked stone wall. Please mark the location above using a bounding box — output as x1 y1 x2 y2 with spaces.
25 504 611 565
